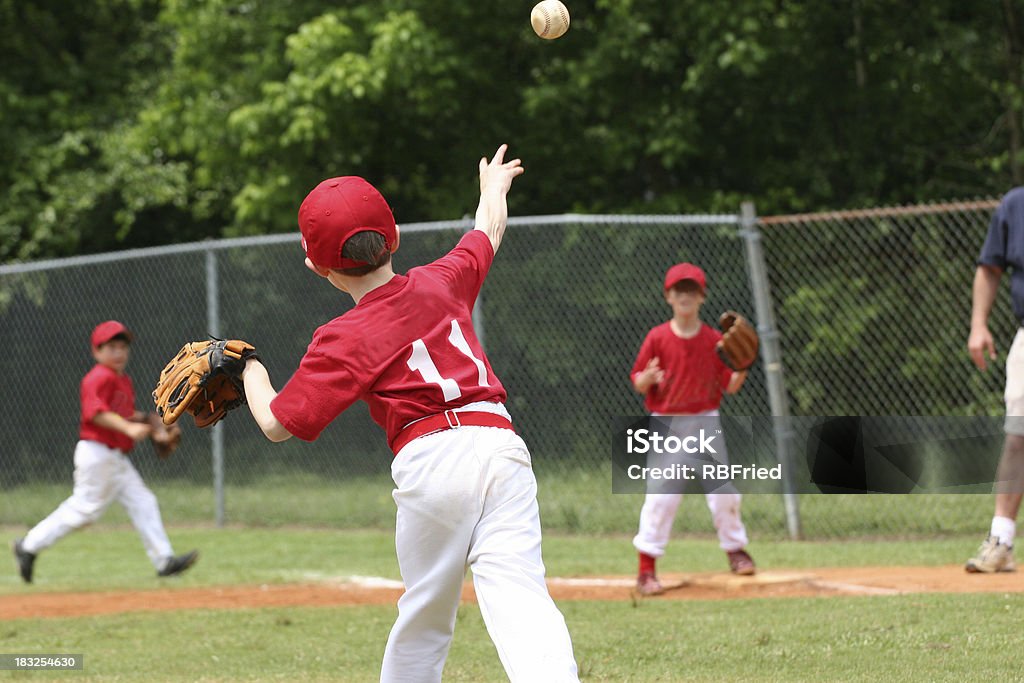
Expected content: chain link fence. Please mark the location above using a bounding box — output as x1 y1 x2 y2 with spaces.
0 200 1009 539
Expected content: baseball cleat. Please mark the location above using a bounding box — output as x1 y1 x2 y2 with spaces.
158 550 199 577
12 538 35 584
727 549 756 575
635 571 664 596
965 535 1016 573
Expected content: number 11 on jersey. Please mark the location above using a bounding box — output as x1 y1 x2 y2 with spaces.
406 320 490 401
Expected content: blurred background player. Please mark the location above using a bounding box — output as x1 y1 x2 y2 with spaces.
966 187 1024 573
10 320 198 583
630 263 755 596
236 146 579 682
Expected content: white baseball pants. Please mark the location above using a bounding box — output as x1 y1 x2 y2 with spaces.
21 440 174 569
632 410 749 556
633 491 748 556
381 427 578 683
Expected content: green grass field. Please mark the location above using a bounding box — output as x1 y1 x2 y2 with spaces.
0 526 1020 682
0 471 997 538
3 593 1021 682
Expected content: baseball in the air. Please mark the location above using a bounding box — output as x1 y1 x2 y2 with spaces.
531 1 570 40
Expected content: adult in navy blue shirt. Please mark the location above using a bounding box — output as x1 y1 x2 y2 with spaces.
967 188 1024 572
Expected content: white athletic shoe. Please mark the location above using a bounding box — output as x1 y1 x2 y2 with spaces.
965 535 1016 573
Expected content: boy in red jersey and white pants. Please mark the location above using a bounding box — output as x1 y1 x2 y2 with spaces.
11 321 198 583
238 146 578 683
630 263 755 596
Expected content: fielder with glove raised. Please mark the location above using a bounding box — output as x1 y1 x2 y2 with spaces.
629 263 759 596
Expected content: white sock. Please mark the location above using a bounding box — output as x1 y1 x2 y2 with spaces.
991 516 1016 547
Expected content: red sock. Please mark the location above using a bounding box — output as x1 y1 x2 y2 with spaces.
639 552 656 576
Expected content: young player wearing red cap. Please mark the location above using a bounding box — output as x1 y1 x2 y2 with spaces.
630 264 756 596
237 146 579 682
11 321 198 583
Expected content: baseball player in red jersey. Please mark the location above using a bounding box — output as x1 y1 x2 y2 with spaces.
11 321 198 583
237 145 578 682
630 264 755 596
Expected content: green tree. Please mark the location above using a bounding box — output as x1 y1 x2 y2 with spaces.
0 0 184 261
3 1 1024 261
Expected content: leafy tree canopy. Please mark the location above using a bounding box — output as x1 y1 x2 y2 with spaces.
0 0 1018 261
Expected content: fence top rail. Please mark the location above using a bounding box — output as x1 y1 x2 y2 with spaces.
0 213 740 276
759 199 1000 226
407 212 740 232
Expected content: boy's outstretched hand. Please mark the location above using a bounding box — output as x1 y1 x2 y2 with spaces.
125 421 153 443
475 144 524 254
633 357 665 395
479 144 524 196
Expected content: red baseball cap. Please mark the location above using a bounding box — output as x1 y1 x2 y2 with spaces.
664 263 707 292
91 320 133 348
298 176 397 270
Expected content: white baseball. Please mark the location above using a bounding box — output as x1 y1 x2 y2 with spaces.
531 1 570 40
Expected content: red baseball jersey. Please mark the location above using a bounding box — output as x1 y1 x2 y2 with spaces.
271 230 507 447
630 322 733 414
79 364 136 452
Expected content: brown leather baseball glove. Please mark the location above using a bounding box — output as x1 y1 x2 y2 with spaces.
152 339 258 428
146 412 181 459
716 311 759 371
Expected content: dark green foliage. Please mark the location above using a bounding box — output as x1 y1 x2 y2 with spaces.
1 1 1021 261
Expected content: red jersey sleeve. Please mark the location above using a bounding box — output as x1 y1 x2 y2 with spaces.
270 334 364 442
80 370 112 422
630 329 658 383
419 230 494 308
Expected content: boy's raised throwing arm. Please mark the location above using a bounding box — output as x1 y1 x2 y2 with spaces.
474 144 524 255
242 360 292 442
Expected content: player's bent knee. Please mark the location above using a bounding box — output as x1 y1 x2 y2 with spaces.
64 507 104 528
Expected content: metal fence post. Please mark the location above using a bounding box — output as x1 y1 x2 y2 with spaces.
205 246 225 528
740 202 802 540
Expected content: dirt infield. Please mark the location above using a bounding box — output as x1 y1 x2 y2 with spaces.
1 565 1020 620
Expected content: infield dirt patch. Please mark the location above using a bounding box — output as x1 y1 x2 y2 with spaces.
1 565 1019 620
